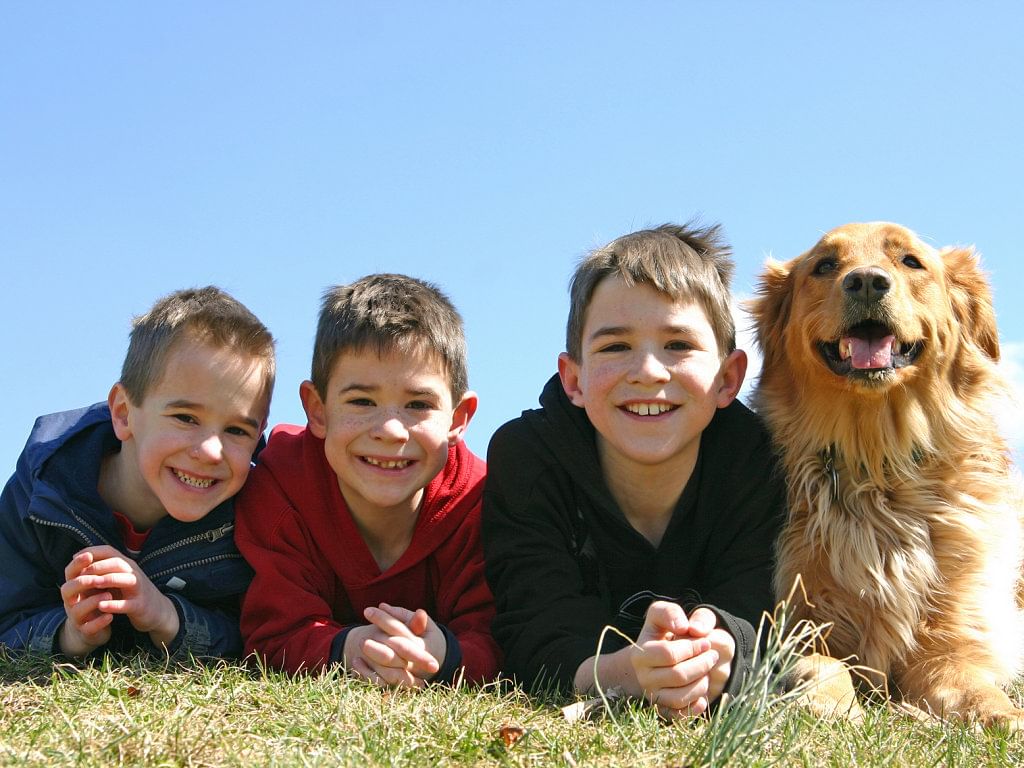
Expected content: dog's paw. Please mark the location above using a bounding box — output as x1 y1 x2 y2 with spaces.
786 653 864 723
975 706 1024 734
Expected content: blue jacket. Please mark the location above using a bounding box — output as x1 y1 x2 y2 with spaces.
0 402 254 659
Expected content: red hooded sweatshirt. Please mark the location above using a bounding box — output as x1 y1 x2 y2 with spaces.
236 424 500 682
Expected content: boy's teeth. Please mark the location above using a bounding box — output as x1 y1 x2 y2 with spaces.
173 469 214 488
364 457 411 469
625 403 674 416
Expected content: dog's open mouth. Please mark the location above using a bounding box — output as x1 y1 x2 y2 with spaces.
818 320 923 377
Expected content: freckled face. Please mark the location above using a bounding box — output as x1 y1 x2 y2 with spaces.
305 348 473 522
559 277 737 475
111 342 270 529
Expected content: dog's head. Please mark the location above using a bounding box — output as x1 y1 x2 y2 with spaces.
751 222 999 397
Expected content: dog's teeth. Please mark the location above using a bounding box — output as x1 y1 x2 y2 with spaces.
839 340 852 360
891 338 900 354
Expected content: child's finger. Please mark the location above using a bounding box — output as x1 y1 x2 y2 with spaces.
349 656 385 684
78 557 134 577
85 572 138 591
377 604 431 637
657 695 709 721
67 592 114 631
382 635 440 675
77 609 115 637
375 603 417 623
637 635 711 667
406 608 430 636
361 637 409 669
74 545 123 564
685 607 717 637
351 654 425 689
96 595 133 614
657 648 720 690
639 601 689 641
363 606 416 639
63 551 95 582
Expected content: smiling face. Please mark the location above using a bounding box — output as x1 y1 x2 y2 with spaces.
558 276 745 479
301 347 476 525
773 222 949 392
106 339 271 530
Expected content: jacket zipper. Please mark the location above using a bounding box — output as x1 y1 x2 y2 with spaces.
28 511 107 547
31 506 237 577
137 522 234 567
149 552 244 581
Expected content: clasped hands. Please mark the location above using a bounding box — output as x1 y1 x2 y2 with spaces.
629 600 735 720
343 602 447 689
59 545 180 657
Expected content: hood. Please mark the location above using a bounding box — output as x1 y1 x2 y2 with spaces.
258 424 485 579
523 374 622 520
22 403 112 481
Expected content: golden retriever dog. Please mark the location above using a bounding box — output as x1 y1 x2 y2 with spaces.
750 221 1024 727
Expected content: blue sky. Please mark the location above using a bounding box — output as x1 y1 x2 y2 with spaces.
3 3 1022 476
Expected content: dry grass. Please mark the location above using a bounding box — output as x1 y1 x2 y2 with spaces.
2 608 1022 768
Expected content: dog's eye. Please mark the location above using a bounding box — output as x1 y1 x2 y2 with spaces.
813 258 837 276
902 254 925 269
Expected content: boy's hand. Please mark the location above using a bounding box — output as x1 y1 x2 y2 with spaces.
343 603 446 688
683 606 735 704
58 550 115 657
64 545 180 649
630 601 720 719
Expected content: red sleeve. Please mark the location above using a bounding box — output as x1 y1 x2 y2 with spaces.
433 499 502 683
236 462 346 674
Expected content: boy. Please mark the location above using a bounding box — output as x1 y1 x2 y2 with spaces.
0 286 275 660
236 274 500 687
483 223 784 718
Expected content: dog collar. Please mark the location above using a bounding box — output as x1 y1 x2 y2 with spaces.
821 445 839 503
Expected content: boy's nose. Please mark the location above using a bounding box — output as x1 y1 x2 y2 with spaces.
629 351 671 384
370 411 410 441
191 433 225 462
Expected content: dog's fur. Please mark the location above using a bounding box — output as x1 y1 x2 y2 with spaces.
751 222 1024 726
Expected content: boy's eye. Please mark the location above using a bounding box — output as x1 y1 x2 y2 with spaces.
597 342 629 353
226 425 254 438
347 398 375 407
406 400 435 411
665 340 694 352
171 413 197 425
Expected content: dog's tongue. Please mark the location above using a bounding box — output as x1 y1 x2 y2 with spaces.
844 334 895 369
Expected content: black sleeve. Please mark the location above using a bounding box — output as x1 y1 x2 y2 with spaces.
482 421 616 691
695 405 786 662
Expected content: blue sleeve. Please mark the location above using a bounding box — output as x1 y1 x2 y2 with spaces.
161 592 245 659
430 623 464 685
0 466 74 655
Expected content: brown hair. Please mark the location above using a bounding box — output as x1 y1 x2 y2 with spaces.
311 274 468 400
565 221 736 360
119 286 276 405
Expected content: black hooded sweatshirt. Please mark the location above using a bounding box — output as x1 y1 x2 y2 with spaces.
482 375 784 697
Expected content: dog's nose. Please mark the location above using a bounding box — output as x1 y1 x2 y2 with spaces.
842 267 891 304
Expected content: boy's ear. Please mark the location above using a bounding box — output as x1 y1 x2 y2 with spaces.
557 352 586 407
447 390 478 446
715 349 747 408
299 380 328 440
108 383 134 441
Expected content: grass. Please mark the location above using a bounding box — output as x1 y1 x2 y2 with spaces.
2 608 1023 768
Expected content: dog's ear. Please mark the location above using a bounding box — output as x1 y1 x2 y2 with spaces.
942 246 1000 362
747 258 794 367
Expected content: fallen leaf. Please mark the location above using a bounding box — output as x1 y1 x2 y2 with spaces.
499 724 526 748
